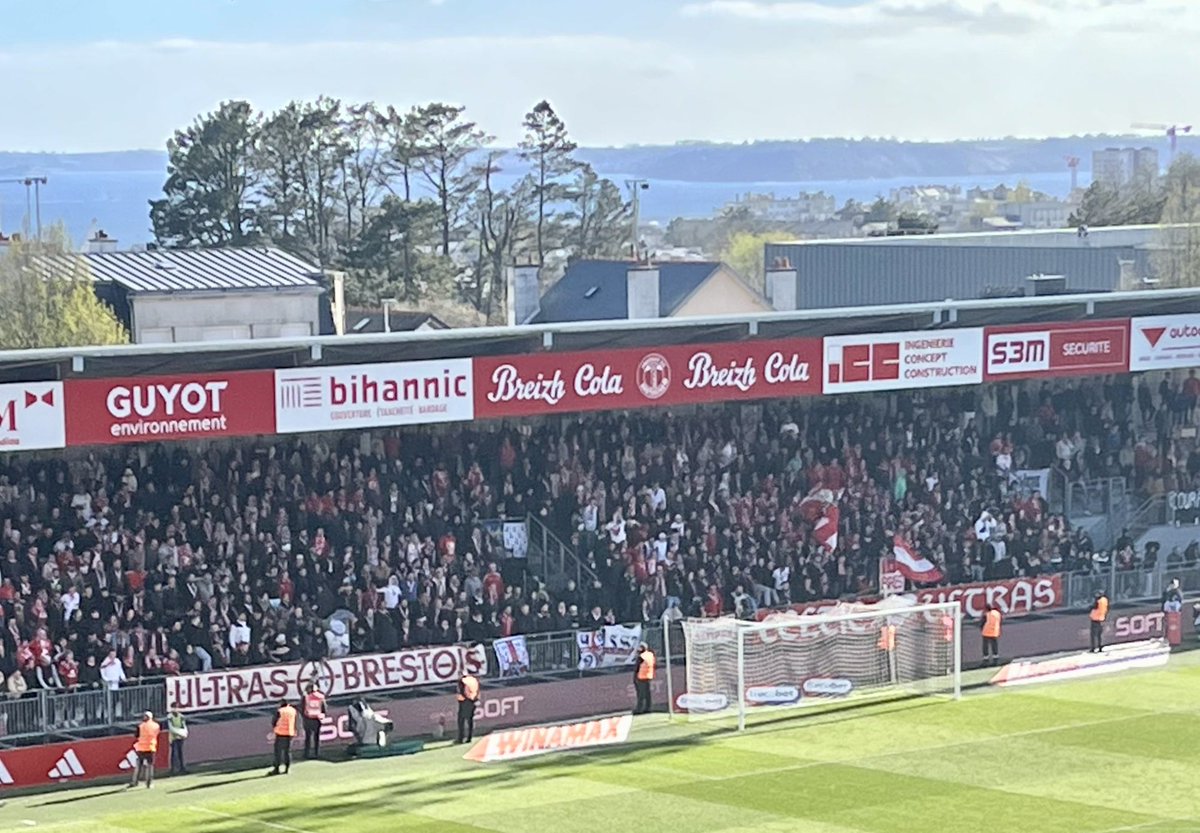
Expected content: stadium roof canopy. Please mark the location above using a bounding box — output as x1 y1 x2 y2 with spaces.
1 287 1198 384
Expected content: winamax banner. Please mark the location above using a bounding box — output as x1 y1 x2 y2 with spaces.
166 644 488 713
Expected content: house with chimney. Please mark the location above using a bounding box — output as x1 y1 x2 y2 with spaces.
510 259 771 325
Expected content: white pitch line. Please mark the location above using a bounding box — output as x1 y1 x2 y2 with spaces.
189 806 315 833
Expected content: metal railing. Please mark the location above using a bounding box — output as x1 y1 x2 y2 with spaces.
1064 475 1129 549
1 685 167 746
7 557 1198 746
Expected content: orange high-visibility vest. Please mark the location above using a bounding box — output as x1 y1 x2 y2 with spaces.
134 720 160 753
458 675 480 702
274 705 298 737
982 609 1002 638
940 615 954 642
878 625 896 651
303 691 326 719
636 650 656 681
1090 597 1109 622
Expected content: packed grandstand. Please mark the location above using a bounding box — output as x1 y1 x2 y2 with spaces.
0 364 1189 697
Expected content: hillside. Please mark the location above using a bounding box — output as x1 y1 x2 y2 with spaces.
1 134 1194 184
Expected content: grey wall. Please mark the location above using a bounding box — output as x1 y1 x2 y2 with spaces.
131 290 321 343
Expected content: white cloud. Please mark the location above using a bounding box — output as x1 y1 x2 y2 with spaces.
0 16 1193 152
680 0 1196 35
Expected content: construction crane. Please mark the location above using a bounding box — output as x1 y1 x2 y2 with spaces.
1064 156 1080 192
0 176 47 240
1131 122 1193 156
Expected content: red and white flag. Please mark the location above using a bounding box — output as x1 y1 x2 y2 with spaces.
812 504 839 554
891 535 943 583
799 489 839 553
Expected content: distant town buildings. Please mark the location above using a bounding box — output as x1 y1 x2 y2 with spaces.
723 191 837 223
1092 147 1159 189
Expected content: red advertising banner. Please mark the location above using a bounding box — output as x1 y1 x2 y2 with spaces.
755 575 1064 623
65 370 276 446
914 575 1064 618
0 733 167 790
166 644 488 713
984 320 1130 381
474 338 822 419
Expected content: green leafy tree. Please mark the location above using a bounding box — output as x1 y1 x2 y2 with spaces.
410 103 491 256
864 197 896 224
347 196 440 303
519 100 578 265
563 164 630 259
1068 181 1165 228
720 231 792 290
475 152 536 320
0 229 128 348
1153 154 1200 288
151 100 260 247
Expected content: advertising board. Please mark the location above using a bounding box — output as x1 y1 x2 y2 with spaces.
823 328 983 394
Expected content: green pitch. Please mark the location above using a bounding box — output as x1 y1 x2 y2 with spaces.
9 656 1200 833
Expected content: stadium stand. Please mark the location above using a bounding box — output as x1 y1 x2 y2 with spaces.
0 370 1188 695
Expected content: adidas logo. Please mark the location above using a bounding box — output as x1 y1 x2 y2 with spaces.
0 759 13 785
118 750 139 771
48 749 86 779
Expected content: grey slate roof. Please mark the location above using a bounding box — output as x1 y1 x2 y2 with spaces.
532 259 721 323
764 242 1154 310
45 247 324 294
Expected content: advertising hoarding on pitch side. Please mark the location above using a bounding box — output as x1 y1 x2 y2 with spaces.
823 328 983 394
65 371 275 445
473 338 822 419
275 359 474 434
984 320 1129 381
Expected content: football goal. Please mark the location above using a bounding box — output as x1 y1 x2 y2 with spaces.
668 599 962 730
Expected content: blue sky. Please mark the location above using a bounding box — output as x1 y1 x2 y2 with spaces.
0 0 1192 152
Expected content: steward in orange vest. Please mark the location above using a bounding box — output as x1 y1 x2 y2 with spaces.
1089 591 1109 653
128 711 160 790
981 605 1002 667
633 643 656 715
457 673 481 744
270 700 298 776
302 684 327 760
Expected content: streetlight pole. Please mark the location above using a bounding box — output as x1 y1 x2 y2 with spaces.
0 177 48 241
625 179 648 260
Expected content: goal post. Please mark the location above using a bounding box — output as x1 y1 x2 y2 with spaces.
674 600 962 730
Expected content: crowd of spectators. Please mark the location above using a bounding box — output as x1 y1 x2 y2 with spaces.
0 369 1195 697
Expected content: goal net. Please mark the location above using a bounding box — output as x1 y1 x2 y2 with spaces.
672 599 961 729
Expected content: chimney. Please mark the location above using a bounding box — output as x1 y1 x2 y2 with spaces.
327 270 347 335
1025 273 1067 297
765 257 798 311
1118 259 1136 289
85 229 118 254
627 265 660 319
506 262 541 326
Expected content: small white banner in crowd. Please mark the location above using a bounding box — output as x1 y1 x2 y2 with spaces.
503 522 529 558
493 635 531 677
577 624 642 671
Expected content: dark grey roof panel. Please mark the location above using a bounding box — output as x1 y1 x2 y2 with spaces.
42 247 323 294
533 259 719 323
764 242 1150 309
